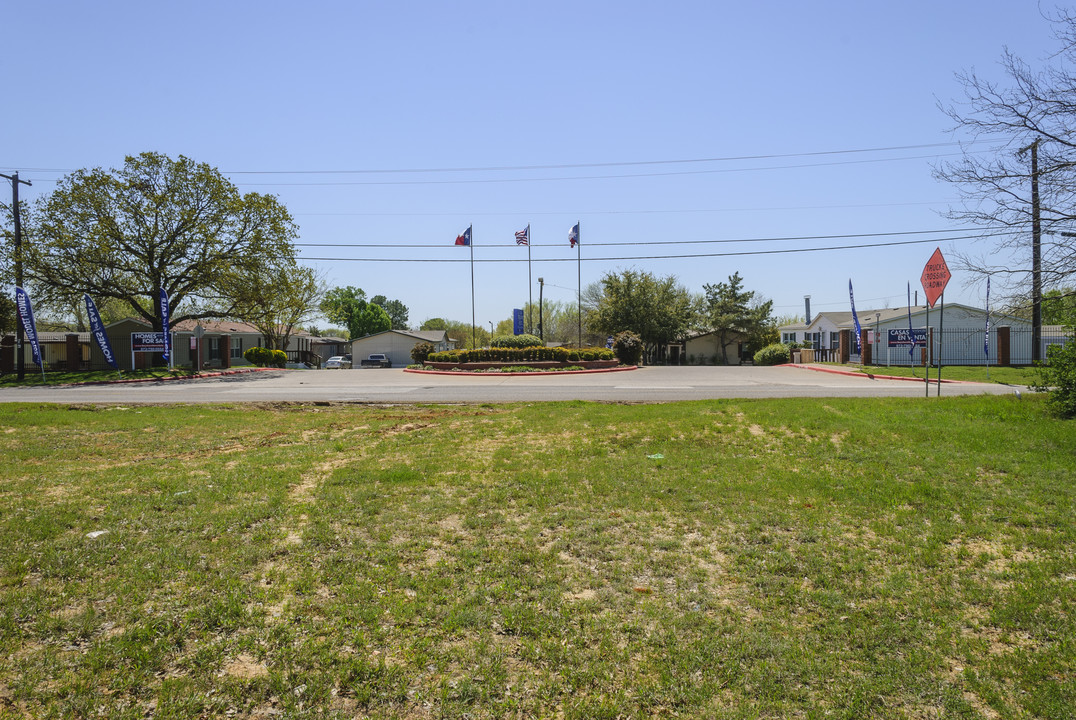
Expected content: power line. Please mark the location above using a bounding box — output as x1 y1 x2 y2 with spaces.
0 142 996 188
226 142 964 174
294 233 987 263
292 227 1014 250
290 200 953 217
229 152 975 187
0 141 975 177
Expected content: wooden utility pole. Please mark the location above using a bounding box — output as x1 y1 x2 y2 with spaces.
2 171 33 380
1019 140 1042 363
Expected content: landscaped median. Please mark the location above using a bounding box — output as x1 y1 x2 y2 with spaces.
406 362 637 375
408 344 636 375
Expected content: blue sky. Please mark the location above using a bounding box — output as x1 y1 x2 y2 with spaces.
3 1 1060 328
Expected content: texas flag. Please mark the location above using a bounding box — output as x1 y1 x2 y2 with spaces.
455 225 472 246
569 222 579 248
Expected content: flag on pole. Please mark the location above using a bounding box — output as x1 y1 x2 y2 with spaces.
984 277 991 358
160 288 171 364
569 222 579 248
15 287 43 367
515 225 529 246
85 294 119 370
455 226 472 246
849 279 862 353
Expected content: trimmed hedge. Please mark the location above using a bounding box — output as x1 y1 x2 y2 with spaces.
491 334 542 349
243 346 287 368
428 346 615 364
753 343 791 366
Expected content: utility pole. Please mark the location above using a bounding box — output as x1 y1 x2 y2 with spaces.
538 277 544 343
1019 140 1042 363
2 171 33 380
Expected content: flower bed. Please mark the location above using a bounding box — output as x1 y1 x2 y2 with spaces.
425 359 619 371
428 346 616 365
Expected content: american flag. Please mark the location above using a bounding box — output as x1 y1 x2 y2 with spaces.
569 222 579 248
515 225 529 246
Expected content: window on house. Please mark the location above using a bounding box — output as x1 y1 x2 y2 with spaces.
231 338 243 359
208 338 221 360
830 332 840 349
781 332 796 344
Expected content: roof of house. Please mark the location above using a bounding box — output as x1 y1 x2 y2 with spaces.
779 303 1032 332
351 329 449 343
24 332 91 342
171 319 262 334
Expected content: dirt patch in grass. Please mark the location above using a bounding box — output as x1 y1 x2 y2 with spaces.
223 653 269 680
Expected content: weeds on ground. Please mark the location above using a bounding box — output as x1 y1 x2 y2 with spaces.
0 397 1073 718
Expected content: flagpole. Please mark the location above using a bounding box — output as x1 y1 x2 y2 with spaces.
470 224 476 349
985 277 991 382
576 221 582 348
527 224 533 335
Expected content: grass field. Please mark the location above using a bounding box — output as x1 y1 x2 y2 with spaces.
821 363 1039 386
0 368 266 387
1 397 1073 719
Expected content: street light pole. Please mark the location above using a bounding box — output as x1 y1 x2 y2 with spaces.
538 278 544 343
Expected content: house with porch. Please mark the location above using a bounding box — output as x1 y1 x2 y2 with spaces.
778 303 1054 366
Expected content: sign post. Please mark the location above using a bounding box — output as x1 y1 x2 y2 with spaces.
920 248 952 397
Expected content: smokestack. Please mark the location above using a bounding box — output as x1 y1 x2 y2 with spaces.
804 295 812 324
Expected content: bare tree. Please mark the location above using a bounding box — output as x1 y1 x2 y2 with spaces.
935 10 1076 304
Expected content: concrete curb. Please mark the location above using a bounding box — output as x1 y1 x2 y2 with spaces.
787 363 974 384
70 367 282 386
405 366 639 377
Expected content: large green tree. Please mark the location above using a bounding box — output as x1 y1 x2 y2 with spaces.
1043 288 1076 327
26 152 298 331
419 318 447 331
701 272 774 364
0 199 18 334
224 259 324 350
370 295 410 331
586 269 694 363
320 286 391 339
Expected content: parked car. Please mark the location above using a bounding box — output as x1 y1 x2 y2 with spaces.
359 353 392 368
324 355 352 369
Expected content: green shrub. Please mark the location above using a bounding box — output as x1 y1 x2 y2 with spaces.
410 342 435 365
420 345 610 365
243 347 274 367
613 331 643 366
491 334 542 349
753 343 791 366
1034 339 1076 418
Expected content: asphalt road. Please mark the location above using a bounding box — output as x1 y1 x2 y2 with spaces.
0 366 1025 404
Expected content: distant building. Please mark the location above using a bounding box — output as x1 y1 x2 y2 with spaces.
778 303 1065 366
350 329 455 367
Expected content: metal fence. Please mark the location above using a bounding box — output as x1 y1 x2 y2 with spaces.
869 327 1072 367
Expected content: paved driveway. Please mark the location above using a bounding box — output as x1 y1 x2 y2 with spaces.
0 366 1024 404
